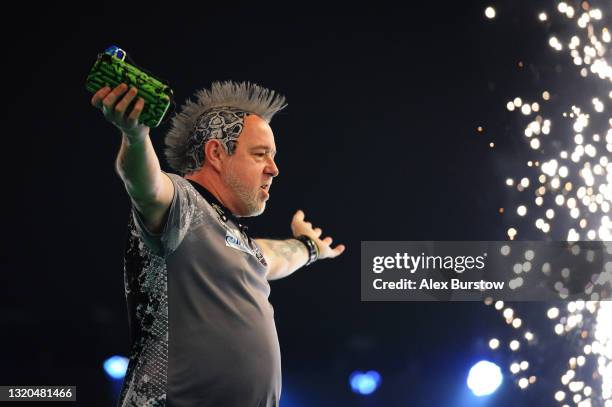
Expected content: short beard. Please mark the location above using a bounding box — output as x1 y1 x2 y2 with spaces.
222 167 265 217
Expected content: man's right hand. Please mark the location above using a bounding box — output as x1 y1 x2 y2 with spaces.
92 82 173 234
91 83 150 142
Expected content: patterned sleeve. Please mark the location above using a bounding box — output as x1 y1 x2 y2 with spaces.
130 172 196 257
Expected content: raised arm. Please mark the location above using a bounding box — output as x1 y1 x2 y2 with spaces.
255 210 346 280
91 83 174 233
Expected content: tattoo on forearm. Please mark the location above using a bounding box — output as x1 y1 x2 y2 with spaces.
266 239 305 263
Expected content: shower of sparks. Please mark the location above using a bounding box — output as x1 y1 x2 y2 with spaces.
485 2 612 406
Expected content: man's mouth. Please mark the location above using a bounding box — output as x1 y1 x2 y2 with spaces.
260 184 272 199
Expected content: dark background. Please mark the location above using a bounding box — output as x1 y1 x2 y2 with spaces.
2 1 595 406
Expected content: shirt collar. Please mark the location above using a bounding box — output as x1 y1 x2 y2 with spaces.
186 179 249 234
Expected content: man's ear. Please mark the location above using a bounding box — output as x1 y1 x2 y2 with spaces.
203 139 225 172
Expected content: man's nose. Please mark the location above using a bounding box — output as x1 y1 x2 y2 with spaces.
268 158 280 177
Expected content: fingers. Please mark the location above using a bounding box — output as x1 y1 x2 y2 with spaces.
91 86 112 108
317 237 346 258
291 209 346 259
115 86 139 116
319 241 346 258
332 244 346 257
90 82 150 140
127 97 145 124
94 83 147 129
101 83 129 113
293 209 305 223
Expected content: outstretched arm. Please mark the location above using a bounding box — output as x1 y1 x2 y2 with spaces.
255 210 346 280
91 83 174 234
255 239 309 280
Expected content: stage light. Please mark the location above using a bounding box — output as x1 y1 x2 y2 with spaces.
349 370 381 395
467 361 503 396
103 355 129 380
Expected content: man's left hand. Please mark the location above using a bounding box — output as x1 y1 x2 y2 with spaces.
291 210 346 260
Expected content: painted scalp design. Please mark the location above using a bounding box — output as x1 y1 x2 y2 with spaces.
164 81 287 175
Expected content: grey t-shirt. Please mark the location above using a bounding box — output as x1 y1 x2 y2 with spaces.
118 173 281 407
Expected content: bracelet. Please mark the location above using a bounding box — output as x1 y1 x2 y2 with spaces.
295 235 319 266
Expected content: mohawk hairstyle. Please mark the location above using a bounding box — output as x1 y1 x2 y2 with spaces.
164 80 287 175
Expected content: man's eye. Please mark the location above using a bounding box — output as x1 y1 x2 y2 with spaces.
255 153 266 157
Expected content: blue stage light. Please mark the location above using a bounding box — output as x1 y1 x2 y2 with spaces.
103 355 129 380
467 360 503 396
349 370 381 395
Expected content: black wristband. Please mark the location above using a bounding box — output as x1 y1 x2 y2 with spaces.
295 235 319 266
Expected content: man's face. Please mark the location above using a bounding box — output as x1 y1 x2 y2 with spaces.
220 114 279 217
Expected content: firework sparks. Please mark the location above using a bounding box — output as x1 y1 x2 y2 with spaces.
484 2 611 405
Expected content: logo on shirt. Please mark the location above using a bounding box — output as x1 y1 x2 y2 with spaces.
225 230 255 256
220 221 267 267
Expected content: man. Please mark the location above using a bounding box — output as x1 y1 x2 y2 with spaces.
91 80 345 406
